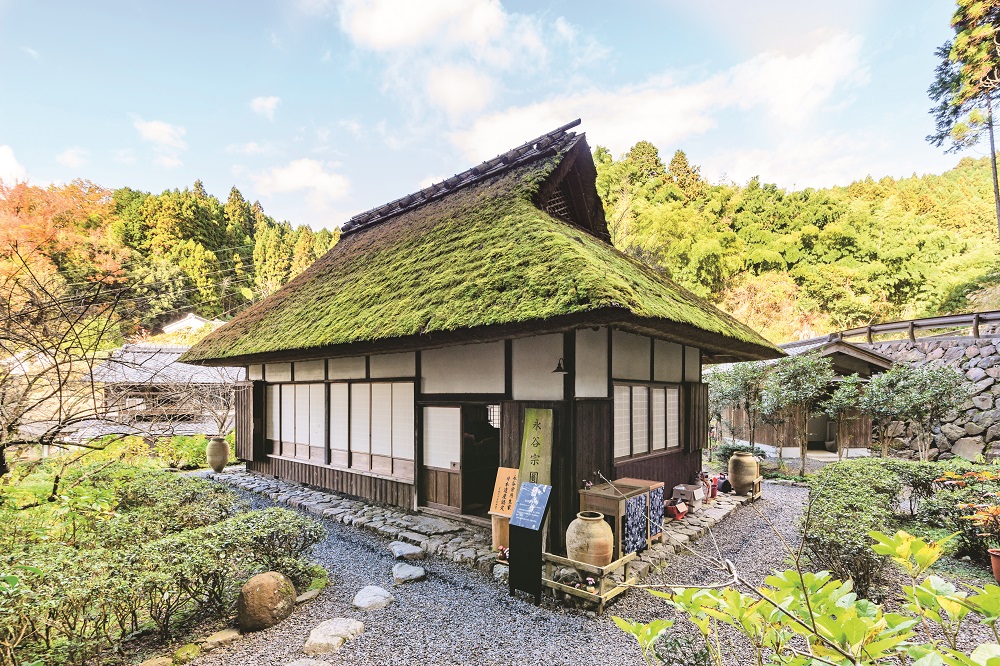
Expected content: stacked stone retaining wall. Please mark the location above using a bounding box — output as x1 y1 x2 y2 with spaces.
862 336 1000 461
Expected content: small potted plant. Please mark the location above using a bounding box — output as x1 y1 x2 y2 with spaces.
961 500 1000 583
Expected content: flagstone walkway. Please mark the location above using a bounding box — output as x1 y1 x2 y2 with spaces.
208 466 751 582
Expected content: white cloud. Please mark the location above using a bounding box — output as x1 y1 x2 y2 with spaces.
133 117 187 168
56 147 86 169
425 64 494 117
336 0 547 121
113 148 137 164
251 96 282 120
226 141 276 156
0 145 27 184
339 119 364 139
251 158 350 210
20 46 40 61
452 33 867 162
134 118 186 150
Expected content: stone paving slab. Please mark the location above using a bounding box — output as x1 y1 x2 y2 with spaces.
207 467 751 583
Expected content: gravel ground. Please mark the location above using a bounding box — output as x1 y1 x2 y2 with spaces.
193 483 809 666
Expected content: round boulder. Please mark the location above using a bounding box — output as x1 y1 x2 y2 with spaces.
237 572 297 632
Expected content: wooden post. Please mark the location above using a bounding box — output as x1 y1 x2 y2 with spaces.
908 322 915 342
973 313 981 339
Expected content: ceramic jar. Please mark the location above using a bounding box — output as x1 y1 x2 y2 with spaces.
728 450 758 495
206 436 230 473
566 511 614 566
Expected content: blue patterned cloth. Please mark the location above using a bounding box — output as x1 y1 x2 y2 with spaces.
649 487 664 536
624 494 648 554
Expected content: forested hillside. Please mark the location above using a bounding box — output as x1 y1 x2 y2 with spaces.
4 145 999 346
0 180 337 337
595 143 1000 342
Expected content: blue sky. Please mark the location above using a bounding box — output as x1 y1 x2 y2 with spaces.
0 1 966 230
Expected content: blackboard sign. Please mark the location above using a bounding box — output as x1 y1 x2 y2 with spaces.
509 482 552 531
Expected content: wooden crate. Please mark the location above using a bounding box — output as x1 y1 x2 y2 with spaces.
542 552 637 616
579 482 646 560
615 477 665 547
490 513 510 551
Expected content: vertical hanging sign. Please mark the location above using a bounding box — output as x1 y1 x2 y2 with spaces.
518 408 553 486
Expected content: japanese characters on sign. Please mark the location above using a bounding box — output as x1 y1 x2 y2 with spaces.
518 408 553 486
489 467 520 517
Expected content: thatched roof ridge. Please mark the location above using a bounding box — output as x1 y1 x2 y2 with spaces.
182 122 780 365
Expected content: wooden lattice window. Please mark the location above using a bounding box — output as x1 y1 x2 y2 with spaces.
544 179 574 223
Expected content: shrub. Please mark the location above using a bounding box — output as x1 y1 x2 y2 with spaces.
802 458 902 600
714 442 767 467
1 465 324 665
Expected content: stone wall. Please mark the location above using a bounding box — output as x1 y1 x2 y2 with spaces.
863 336 1000 461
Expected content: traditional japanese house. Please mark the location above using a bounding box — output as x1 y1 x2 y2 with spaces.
181 120 781 549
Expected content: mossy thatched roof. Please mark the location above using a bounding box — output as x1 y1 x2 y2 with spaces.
182 128 780 365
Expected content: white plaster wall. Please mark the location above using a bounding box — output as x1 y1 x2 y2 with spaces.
575 327 608 398
421 341 505 394
329 356 366 380
248 364 263 381
370 352 416 378
654 340 683 383
612 330 651 381
265 362 291 382
294 359 326 381
512 334 564 401
685 346 702 382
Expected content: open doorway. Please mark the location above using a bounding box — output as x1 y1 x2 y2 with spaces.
419 403 501 515
460 404 501 517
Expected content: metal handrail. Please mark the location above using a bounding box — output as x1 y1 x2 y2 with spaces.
837 310 1000 343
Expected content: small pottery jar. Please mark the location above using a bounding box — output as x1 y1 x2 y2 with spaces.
989 548 1000 585
729 451 758 495
206 436 230 473
566 511 614 566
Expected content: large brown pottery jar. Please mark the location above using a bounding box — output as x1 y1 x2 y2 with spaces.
566 511 614 566
729 451 758 495
990 548 1000 585
206 436 230 473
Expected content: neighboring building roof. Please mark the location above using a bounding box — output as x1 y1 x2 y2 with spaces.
161 313 224 334
781 336 893 372
91 344 245 384
707 335 893 376
182 120 781 366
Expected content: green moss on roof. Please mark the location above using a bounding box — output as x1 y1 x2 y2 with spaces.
182 152 777 363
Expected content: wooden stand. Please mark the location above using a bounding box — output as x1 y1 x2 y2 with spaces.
750 475 763 501
541 552 637 616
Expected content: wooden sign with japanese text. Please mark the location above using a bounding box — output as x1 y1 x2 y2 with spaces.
518 408 553 486
489 467 520 517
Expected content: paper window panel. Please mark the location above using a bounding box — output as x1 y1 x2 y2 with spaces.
631 386 649 454
423 406 460 469
307 384 325 447
614 385 631 458
651 388 666 450
265 384 280 439
280 385 295 443
370 383 393 456
350 383 370 454
667 387 681 448
391 383 415 459
329 384 349 450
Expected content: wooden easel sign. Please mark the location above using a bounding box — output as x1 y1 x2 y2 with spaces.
508 482 552 605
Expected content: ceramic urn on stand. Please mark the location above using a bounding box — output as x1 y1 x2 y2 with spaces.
728 451 758 495
206 436 230 473
566 511 614 566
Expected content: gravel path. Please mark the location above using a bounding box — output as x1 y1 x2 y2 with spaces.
194 484 808 666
